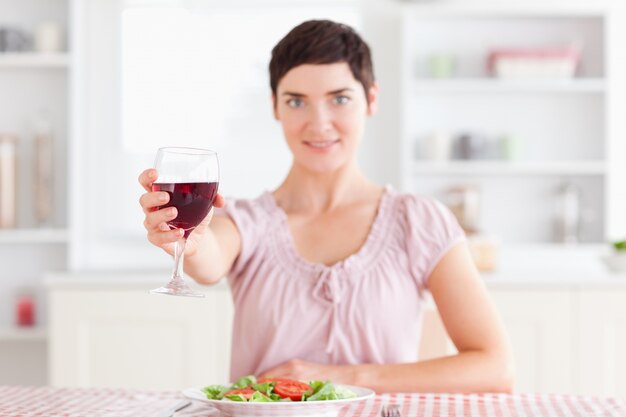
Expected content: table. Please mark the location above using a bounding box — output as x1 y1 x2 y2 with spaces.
0 386 624 417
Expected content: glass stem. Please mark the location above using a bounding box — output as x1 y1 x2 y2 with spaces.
172 237 187 281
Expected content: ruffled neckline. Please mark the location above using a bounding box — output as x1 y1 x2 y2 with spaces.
261 185 395 275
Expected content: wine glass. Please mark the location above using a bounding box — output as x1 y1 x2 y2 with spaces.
150 147 219 297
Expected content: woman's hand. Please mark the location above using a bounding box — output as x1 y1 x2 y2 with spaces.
138 168 226 257
259 359 357 385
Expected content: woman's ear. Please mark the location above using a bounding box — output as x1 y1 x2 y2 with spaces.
366 82 379 116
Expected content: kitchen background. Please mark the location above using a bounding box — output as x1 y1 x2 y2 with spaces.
1 0 626 398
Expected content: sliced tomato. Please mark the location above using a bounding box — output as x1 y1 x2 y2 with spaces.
273 379 313 401
223 387 256 400
257 377 295 384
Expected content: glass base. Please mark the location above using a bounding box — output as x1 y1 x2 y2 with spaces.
150 277 205 298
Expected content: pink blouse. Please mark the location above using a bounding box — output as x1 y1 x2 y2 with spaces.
216 186 465 381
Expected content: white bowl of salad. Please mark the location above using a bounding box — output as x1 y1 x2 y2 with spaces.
182 375 375 417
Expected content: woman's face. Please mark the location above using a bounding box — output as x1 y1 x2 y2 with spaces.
273 63 377 174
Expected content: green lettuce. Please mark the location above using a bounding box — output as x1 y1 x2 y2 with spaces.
201 375 357 403
304 381 356 401
201 384 231 400
232 375 257 389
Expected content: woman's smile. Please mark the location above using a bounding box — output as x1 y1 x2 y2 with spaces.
303 139 341 152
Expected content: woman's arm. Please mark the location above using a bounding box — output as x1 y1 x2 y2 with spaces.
261 243 515 393
183 214 242 284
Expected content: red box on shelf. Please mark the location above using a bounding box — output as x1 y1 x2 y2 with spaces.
487 47 581 79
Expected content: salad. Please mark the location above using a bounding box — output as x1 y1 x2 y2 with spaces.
202 375 357 402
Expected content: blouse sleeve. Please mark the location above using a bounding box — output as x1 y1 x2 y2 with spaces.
402 194 466 290
214 198 266 278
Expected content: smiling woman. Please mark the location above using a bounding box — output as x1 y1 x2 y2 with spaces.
138 18 515 394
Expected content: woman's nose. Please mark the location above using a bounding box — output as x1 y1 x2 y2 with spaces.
307 104 333 132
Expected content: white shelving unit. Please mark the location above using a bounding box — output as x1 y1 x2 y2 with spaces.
0 0 69 386
364 0 624 245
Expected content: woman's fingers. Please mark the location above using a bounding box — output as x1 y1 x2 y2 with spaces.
143 207 177 231
138 168 158 192
138 191 169 214
147 227 183 247
214 193 226 208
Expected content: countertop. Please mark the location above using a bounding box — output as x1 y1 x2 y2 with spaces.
44 244 626 290
482 243 626 288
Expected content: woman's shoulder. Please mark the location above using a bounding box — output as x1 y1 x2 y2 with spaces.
223 192 275 215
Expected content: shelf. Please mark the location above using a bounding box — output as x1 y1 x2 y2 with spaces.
412 78 606 94
0 327 47 342
0 53 70 69
0 228 69 244
411 161 607 176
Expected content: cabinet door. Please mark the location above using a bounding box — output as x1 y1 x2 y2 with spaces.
49 287 233 389
579 289 626 398
489 288 575 394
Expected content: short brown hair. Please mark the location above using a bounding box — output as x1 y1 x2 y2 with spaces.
269 20 375 103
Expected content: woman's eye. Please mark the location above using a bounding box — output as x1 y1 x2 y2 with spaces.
333 95 351 105
287 98 304 108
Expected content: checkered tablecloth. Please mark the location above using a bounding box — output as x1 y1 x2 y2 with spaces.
0 386 624 417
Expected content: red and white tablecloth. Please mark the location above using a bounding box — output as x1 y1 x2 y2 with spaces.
0 386 624 417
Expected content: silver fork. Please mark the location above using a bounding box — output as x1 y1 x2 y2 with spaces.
381 404 401 417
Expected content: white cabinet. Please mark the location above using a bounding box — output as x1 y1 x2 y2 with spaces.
579 289 626 398
436 282 626 396
363 1 626 244
489 288 575 394
47 275 466 389
48 275 233 389
48 273 626 395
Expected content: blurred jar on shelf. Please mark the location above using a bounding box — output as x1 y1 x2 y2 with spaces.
498 134 522 160
553 182 581 244
454 132 487 160
443 185 499 272
0 26 31 52
468 235 500 272
34 22 64 53
443 185 481 235
428 53 457 78
418 131 453 161
0 134 17 229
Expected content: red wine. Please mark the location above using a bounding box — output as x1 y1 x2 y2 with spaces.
152 182 218 238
